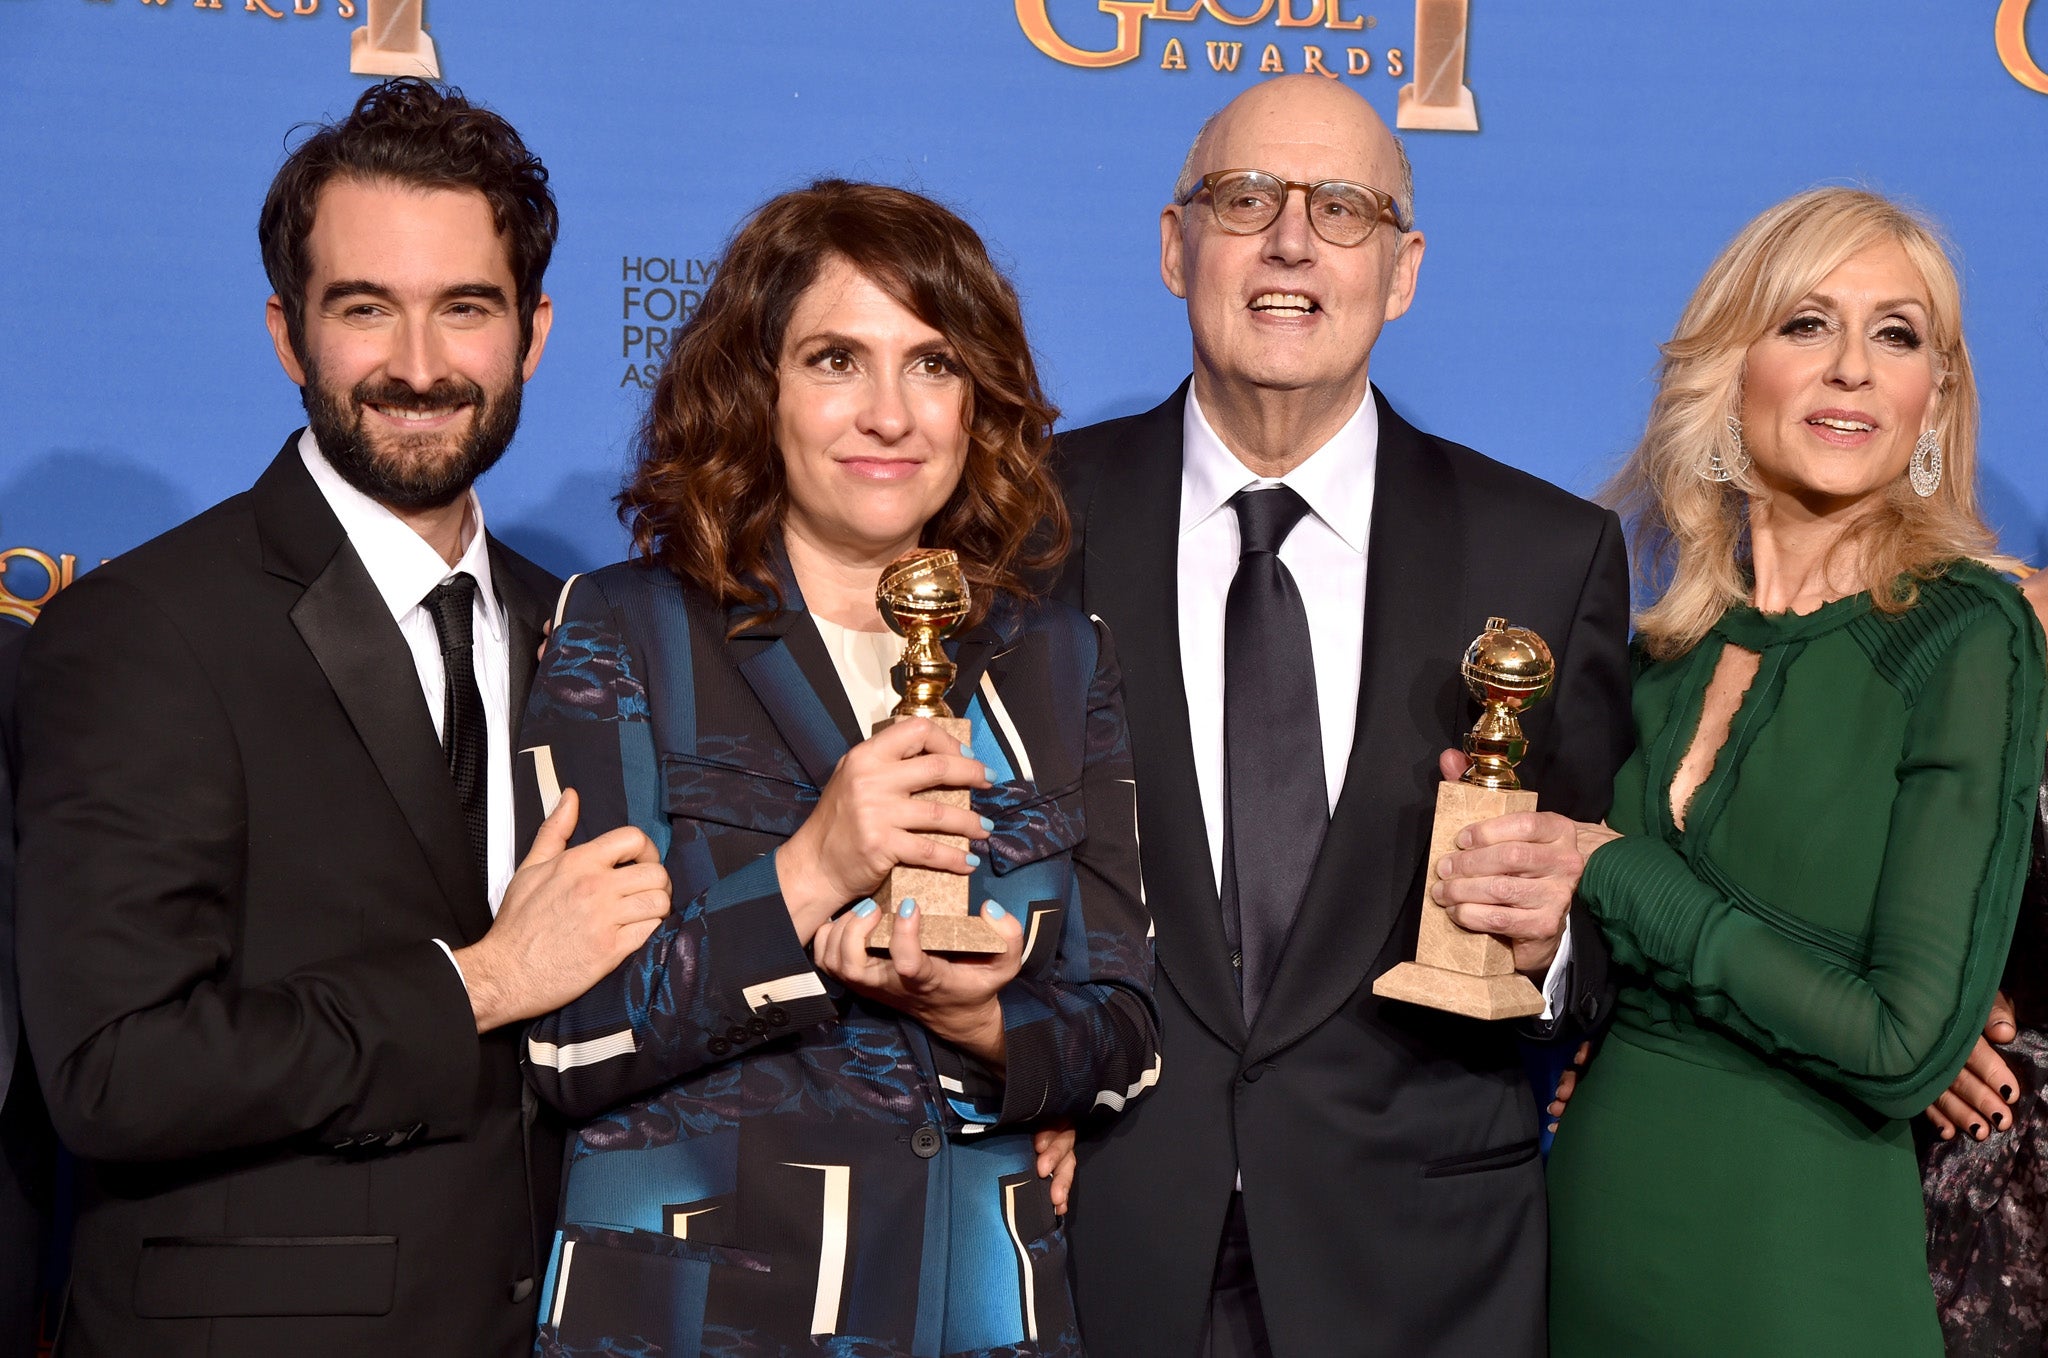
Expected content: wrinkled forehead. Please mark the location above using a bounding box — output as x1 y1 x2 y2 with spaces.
1197 101 1396 190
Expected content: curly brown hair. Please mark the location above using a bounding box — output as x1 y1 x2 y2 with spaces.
620 180 1068 631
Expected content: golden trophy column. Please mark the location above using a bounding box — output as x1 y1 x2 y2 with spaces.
1396 0 1479 132
1373 618 1551 1019
350 0 443 80
864 549 1005 955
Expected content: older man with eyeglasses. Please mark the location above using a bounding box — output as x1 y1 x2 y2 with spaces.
1052 76 1633 1358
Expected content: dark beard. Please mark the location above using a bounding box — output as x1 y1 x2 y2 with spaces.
301 363 523 512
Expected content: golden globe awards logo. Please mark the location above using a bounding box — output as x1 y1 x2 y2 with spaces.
88 0 364 23
1015 0 1479 131
82 0 441 80
0 549 92 627
1998 0 2048 93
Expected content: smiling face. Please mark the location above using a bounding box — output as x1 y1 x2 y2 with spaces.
1162 77 1423 411
1738 239 1939 511
774 256 971 568
265 178 551 511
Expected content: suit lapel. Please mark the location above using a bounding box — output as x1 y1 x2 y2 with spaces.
727 558 861 786
253 439 493 946
1248 390 1470 1062
1080 386 1248 1050
490 536 549 725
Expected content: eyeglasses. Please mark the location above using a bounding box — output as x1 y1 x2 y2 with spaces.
1177 169 1411 246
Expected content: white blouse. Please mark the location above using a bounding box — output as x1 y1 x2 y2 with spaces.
810 614 906 738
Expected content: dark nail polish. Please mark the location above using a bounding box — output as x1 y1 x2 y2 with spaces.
1971 1123 1985 1138
1993 1112 2006 1129
2002 1084 2015 1100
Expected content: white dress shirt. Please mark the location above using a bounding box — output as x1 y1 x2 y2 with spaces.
299 432 516 919
1175 388 1571 1018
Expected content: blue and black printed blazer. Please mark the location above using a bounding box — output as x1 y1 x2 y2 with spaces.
515 557 1160 1358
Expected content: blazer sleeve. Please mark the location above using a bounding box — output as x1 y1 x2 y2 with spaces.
1577 601 2047 1119
1526 508 1633 1039
518 574 838 1120
14 574 480 1163
965 617 1161 1128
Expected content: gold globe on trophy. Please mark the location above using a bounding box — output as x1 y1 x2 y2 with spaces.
864 549 1005 954
1373 617 1554 1019
1460 619 1555 791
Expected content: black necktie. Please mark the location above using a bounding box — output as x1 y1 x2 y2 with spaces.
1224 486 1328 1023
423 573 489 890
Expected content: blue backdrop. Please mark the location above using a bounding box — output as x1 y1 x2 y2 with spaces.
3 1 2046 619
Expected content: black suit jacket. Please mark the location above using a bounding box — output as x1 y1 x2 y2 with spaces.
0 624 55 1358
1056 386 1633 1358
14 437 562 1358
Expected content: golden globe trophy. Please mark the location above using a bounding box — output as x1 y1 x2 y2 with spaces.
864 549 1005 955
1373 617 1551 1019
349 0 443 80
1396 0 1479 133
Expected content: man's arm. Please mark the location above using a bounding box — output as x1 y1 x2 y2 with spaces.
16 574 487 1162
1524 510 1631 1037
15 573 666 1163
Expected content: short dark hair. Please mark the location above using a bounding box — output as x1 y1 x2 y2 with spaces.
619 179 1068 633
258 78 557 360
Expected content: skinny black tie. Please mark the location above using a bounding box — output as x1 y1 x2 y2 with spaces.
1223 486 1328 1024
423 573 489 889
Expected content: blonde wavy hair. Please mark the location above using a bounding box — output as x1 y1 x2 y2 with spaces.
1605 187 2012 660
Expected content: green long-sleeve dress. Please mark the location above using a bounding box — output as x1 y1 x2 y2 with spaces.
1549 562 2046 1357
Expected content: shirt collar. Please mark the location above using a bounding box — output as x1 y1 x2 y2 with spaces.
1179 385 1378 555
297 429 504 643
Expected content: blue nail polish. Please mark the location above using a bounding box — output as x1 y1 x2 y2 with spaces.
964 852 982 868
899 897 917 917
960 742 974 757
984 900 1007 922
978 815 995 832
852 898 877 918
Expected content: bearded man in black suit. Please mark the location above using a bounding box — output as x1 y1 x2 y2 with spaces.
13 80 670 1358
1057 77 1633 1358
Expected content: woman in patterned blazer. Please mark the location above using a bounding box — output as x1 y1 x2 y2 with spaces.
515 180 1160 1357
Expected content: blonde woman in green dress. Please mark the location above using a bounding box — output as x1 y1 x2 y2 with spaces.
1434 187 2047 1355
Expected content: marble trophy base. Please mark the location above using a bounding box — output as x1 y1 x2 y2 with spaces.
865 715 1004 955
350 24 441 79
1373 780 1545 1020
1396 81 1478 132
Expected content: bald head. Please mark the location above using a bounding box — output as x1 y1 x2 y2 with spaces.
1173 77 1413 228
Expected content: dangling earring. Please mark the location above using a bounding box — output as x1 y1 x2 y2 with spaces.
1705 416 1751 483
1909 429 1943 498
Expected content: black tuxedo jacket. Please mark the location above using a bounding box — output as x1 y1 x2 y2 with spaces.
0 625 55 1358
1055 386 1633 1358
14 437 562 1358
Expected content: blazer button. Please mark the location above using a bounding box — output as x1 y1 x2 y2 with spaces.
726 1025 750 1044
911 1124 942 1158
747 1017 769 1037
707 1037 731 1056
509 1277 535 1304
763 1006 789 1026
1241 1064 1267 1084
